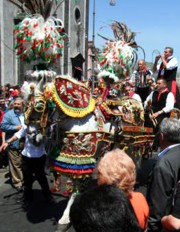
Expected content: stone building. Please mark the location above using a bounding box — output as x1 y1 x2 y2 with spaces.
0 0 89 86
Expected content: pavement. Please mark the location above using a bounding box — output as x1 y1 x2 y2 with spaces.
0 153 158 232
0 169 75 232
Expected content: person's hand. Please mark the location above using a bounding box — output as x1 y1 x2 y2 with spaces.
16 125 22 131
161 54 166 60
0 143 8 152
151 112 159 119
151 110 163 119
155 55 161 62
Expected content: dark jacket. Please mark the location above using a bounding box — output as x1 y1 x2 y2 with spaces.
147 144 180 232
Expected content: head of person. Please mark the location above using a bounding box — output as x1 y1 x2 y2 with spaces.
13 96 24 113
124 85 133 96
9 88 14 94
0 96 6 111
156 78 167 92
164 47 173 59
159 118 180 148
70 184 141 232
137 59 146 71
97 148 136 197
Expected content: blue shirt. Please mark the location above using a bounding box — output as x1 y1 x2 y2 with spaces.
1 109 24 149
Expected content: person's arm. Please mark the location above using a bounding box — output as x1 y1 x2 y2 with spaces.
1 112 22 132
153 56 161 73
147 160 175 232
159 54 168 69
166 57 178 70
161 215 180 231
144 92 153 109
162 92 175 113
2 131 5 144
161 182 180 231
0 126 25 152
151 92 174 119
129 72 136 87
0 134 18 151
133 94 142 103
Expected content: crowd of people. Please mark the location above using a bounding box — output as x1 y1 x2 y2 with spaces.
0 85 54 206
1 46 180 232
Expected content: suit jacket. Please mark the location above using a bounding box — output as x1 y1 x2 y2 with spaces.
147 144 180 232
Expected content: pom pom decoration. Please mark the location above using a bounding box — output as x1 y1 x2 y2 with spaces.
98 40 134 78
97 21 145 79
14 15 66 63
97 70 119 83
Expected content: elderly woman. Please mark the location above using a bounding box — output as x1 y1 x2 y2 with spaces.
97 148 149 231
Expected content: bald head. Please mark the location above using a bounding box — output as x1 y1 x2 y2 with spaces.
138 60 146 71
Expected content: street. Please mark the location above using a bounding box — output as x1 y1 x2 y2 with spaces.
0 154 157 232
0 170 75 232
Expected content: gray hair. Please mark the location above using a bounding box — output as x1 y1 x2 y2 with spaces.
165 47 174 54
160 118 180 143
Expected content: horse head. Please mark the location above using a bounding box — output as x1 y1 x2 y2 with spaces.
21 70 57 146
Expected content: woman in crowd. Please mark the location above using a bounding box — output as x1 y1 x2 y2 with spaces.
97 148 149 231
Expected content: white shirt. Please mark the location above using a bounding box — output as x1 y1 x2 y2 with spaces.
15 125 47 158
157 56 178 76
132 93 142 103
144 91 174 113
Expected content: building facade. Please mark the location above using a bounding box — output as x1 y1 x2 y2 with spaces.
0 0 89 86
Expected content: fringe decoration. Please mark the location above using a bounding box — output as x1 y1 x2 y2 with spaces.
52 77 95 118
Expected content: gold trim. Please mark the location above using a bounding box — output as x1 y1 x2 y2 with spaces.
52 84 95 118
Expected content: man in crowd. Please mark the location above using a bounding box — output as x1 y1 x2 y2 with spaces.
130 59 154 103
144 78 174 132
124 84 142 103
146 118 180 232
1 96 24 191
153 46 180 109
0 123 54 206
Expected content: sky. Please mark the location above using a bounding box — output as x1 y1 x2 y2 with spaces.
88 0 180 64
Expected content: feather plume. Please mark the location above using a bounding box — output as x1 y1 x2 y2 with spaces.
43 0 54 20
8 0 55 19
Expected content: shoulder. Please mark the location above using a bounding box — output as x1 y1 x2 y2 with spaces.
3 109 13 118
146 70 152 75
131 192 147 201
168 92 175 97
171 56 177 61
156 146 180 166
130 192 148 208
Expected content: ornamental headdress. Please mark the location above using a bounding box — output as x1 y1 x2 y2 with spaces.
10 0 67 131
11 0 67 64
97 21 145 79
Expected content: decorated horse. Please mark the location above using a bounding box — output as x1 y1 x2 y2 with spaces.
46 73 154 177
43 73 154 229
